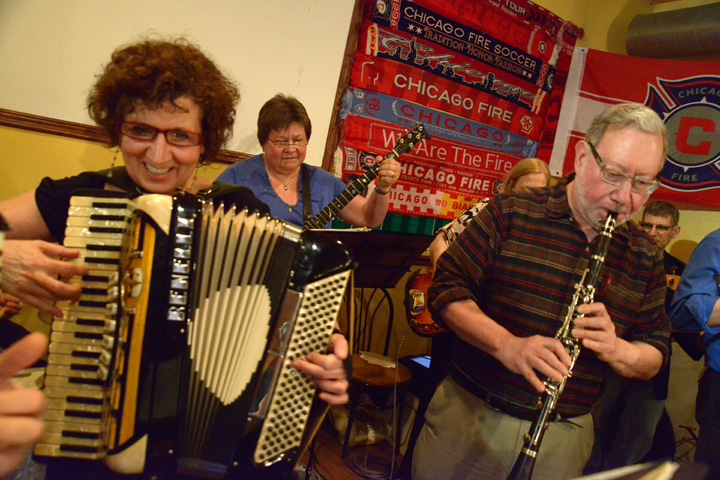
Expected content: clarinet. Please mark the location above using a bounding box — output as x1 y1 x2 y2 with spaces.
507 212 617 480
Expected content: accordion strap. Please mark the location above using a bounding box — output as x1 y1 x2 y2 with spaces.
301 164 313 225
89 168 259 206
91 167 147 197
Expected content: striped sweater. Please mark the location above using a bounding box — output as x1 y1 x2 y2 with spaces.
429 175 671 417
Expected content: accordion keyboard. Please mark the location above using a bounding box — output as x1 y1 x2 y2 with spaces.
35 193 132 459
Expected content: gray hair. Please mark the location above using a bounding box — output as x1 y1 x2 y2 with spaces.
586 103 668 161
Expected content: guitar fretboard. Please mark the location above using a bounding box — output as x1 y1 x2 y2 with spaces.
303 124 429 230
304 162 383 230
305 123 430 228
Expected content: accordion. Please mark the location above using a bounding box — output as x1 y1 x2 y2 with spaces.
34 189 353 479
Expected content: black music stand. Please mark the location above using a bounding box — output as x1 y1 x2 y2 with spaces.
324 229 433 289
324 229 433 354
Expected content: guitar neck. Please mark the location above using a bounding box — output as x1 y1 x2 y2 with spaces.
304 161 383 230
303 123 427 230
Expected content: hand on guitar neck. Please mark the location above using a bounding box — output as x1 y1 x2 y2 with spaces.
304 124 430 230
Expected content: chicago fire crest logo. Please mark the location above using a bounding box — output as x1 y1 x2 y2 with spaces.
645 76 720 191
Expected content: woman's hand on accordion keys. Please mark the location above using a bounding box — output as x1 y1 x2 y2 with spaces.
0 332 48 477
0 240 88 318
291 333 350 405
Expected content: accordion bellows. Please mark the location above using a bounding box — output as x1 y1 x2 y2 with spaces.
35 189 353 479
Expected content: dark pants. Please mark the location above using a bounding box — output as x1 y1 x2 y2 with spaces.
585 370 666 472
695 368 720 476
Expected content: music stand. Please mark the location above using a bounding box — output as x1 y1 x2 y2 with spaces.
324 229 433 289
324 228 432 353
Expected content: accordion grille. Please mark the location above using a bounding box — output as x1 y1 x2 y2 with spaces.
254 268 351 464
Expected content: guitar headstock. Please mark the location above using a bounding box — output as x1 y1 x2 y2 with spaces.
391 124 431 157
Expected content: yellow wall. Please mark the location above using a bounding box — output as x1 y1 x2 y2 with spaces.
0 1 354 166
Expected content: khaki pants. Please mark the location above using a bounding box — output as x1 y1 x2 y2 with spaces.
412 377 594 480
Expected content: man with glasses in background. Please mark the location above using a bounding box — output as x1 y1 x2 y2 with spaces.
640 202 685 298
413 103 671 480
586 201 687 474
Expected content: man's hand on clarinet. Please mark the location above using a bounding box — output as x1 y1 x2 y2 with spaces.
497 335 572 393
573 302 619 363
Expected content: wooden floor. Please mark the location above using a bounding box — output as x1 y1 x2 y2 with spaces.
300 416 405 480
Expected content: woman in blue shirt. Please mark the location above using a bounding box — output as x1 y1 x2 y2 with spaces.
217 94 401 227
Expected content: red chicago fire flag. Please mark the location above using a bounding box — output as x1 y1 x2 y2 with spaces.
551 47 720 208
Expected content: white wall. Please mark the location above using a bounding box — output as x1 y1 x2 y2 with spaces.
0 0 355 166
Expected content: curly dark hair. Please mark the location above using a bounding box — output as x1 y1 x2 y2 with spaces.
88 37 239 164
257 94 312 146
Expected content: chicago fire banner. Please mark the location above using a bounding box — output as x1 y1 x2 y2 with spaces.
336 0 582 222
551 47 720 208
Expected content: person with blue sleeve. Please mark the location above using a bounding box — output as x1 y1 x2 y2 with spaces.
669 227 720 477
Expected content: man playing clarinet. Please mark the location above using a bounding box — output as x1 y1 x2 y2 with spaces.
412 104 671 480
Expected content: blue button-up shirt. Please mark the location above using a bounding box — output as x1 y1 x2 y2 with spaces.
669 227 720 373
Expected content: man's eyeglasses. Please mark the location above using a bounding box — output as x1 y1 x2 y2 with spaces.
120 122 203 147
638 221 674 233
587 142 660 195
268 139 308 149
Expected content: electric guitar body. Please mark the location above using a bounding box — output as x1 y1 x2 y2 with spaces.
405 269 446 337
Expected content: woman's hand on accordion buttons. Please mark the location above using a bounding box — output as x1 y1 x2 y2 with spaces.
291 333 350 405
0 240 88 318
0 332 47 477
